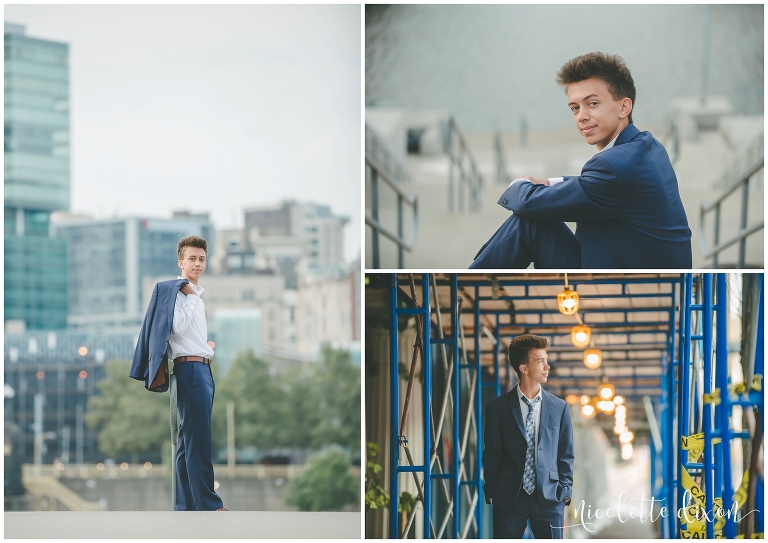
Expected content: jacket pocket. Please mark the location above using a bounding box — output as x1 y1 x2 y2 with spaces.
549 470 559 481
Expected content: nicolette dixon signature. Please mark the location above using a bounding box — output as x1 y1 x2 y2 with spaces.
559 490 758 533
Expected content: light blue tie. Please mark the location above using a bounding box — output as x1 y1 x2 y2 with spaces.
521 395 540 495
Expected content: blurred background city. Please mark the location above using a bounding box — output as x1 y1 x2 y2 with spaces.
4 5 361 514
365 4 764 269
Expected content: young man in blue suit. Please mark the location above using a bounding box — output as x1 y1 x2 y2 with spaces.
130 235 226 511
483 335 574 539
470 52 692 269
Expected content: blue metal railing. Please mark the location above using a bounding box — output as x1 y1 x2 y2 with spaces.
672 273 765 538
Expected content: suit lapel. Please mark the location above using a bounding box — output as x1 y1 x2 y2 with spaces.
538 390 552 441
507 386 526 438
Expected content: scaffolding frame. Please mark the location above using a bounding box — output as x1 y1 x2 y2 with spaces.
666 273 765 539
386 273 690 538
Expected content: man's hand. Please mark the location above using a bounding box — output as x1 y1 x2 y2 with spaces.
521 175 550 186
181 284 196 296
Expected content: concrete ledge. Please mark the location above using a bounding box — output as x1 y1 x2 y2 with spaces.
5 511 361 539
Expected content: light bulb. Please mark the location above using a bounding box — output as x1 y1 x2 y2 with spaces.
620 431 634 444
621 443 633 460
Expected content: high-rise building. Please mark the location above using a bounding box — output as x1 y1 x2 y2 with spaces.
55 215 215 332
4 23 70 330
219 200 349 285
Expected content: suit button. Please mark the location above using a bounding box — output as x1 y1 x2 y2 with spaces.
501 198 508 205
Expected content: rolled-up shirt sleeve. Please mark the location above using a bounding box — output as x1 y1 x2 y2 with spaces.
173 291 199 336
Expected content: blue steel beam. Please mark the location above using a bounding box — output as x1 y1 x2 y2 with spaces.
702 275 714 539
452 274 460 539
389 275 400 539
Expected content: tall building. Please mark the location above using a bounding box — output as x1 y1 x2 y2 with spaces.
219 200 349 286
55 214 215 332
4 23 70 330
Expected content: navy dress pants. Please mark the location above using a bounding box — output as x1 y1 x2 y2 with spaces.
174 361 224 511
469 214 581 269
492 491 565 539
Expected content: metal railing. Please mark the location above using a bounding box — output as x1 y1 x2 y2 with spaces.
699 132 764 268
365 123 410 183
445 117 483 213
494 131 513 185
366 154 418 269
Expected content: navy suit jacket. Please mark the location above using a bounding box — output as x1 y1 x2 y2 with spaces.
497 123 692 268
483 386 574 509
129 278 189 392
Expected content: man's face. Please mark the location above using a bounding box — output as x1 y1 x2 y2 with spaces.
520 348 550 384
566 77 632 151
178 246 207 280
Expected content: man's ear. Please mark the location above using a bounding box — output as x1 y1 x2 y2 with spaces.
619 98 633 119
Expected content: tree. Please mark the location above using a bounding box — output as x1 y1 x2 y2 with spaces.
85 359 169 461
212 348 288 451
285 448 358 511
304 345 361 450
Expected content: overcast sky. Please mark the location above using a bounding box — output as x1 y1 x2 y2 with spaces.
5 4 361 262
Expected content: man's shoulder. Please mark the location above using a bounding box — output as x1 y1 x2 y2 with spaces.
542 388 567 408
155 278 188 291
488 388 517 410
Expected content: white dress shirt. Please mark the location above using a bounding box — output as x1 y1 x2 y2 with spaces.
168 277 215 360
518 385 543 469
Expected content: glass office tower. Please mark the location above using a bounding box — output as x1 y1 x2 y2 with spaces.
4 23 70 330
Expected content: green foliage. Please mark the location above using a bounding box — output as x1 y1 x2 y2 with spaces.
285 448 359 511
306 346 361 450
84 359 169 459
212 348 288 450
212 345 361 452
365 442 389 510
398 491 417 513
86 345 360 462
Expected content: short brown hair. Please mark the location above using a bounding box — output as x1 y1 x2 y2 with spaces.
177 235 208 260
556 52 636 124
508 334 548 380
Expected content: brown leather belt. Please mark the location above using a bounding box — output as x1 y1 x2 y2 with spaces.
173 356 211 365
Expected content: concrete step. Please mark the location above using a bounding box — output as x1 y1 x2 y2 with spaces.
5 511 360 539
366 123 763 269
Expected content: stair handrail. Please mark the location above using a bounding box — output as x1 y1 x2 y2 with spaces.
494 131 513 185
445 116 483 213
365 152 418 268
365 123 410 183
699 131 764 267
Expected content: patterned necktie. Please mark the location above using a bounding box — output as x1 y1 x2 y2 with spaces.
521 395 541 495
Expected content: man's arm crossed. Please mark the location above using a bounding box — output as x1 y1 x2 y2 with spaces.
499 154 624 223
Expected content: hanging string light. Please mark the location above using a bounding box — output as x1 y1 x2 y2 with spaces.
583 347 602 369
571 323 591 348
557 273 579 315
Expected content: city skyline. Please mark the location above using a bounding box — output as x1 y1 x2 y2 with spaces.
4 4 361 262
